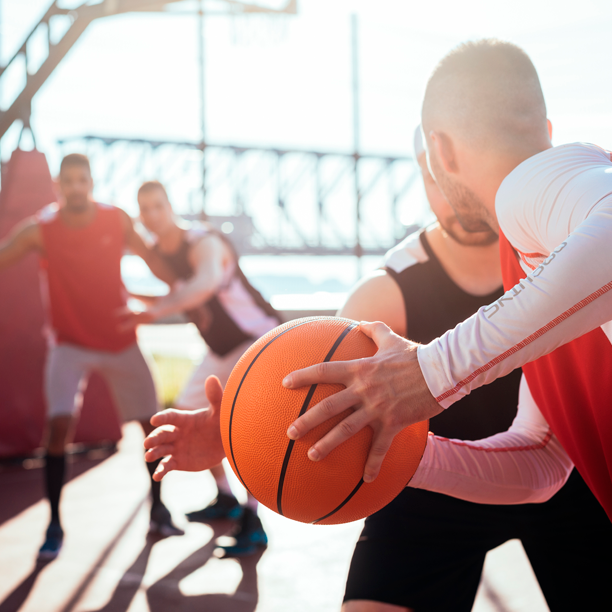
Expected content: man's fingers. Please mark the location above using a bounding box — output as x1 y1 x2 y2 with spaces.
204 375 223 411
117 319 136 333
143 426 177 450
362 429 395 483
358 320 397 349
152 457 177 481
150 408 185 428
144 443 174 463
287 388 359 440
283 359 357 390
304 407 372 461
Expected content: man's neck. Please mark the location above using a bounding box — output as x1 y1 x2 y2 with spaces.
59 199 96 228
156 223 184 253
480 142 553 228
425 224 502 297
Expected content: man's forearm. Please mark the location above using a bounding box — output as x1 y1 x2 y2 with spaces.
149 281 215 320
409 377 574 504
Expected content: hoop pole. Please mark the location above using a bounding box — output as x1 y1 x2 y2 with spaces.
351 13 362 278
198 0 207 217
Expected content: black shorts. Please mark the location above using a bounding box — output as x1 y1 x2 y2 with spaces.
343 469 612 611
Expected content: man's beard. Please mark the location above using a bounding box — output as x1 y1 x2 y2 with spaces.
438 213 499 247
428 153 497 239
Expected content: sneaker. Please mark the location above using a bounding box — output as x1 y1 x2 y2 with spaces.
38 522 64 560
149 503 184 537
216 507 268 557
186 492 243 522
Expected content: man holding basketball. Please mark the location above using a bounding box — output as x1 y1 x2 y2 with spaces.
281 40 612 521
143 42 612 516
339 128 611 611
130 180 281 555
0 154 182 559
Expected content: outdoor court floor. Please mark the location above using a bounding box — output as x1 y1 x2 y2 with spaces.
1 325 550 612
0 423 550 612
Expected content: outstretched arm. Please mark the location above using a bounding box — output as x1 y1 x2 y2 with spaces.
143 375 226 480
145 234 226 320
121 233 226 331
119 209 176 285
0 218 42 271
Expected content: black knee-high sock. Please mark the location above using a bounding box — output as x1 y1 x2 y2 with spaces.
146 459 162 507
45 454 66 526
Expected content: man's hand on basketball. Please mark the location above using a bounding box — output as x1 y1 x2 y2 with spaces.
283 321 442 483
143 375 226 480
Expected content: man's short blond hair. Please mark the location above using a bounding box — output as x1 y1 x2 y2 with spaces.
422 39 547 151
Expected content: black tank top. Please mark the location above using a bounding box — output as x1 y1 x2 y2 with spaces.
155 226 281 357
384 231 521 440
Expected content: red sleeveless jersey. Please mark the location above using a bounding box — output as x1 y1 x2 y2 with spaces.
500 230 612 520
38 202 136 352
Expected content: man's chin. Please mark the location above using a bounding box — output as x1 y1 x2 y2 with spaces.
65 200 90 212
442 218 498 247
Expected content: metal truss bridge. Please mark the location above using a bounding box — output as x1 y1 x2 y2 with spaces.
59 134 422 257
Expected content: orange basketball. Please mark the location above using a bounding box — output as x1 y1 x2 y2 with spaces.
219 317 428 525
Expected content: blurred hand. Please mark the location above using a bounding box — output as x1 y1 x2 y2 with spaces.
283 321 442 483
116 307 155 332
144 375 226 481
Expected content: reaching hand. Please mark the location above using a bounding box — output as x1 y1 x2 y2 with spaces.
282 321 442 483
116 306 155 332
143 375 226 481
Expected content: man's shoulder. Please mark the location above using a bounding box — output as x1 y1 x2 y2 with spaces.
496 143 612 253
382 229 429 274
37 202 60 224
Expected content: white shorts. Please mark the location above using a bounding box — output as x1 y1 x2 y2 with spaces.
45 342 159 421
176 340 253 410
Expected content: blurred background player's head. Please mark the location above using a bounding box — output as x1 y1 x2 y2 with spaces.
137 181 174 237
57 154 93 213
421 39 550 234
414 127 497 247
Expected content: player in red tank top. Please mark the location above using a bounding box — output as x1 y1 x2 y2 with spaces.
39 200 137 351
0 153 183 559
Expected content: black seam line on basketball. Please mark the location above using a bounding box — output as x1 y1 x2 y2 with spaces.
228 318 332 493
312 478 365 524
276 322 358 516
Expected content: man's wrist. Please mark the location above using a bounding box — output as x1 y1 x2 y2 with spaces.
416 342 456 410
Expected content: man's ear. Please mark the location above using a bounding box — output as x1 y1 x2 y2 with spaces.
429 130 458 174
547 119 553 140
52 177 61 198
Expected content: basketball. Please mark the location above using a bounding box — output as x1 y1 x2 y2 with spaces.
219 317 429 525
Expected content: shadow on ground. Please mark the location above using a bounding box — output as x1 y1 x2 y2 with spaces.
0 448 116 527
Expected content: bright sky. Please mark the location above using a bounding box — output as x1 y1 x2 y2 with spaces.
2 0 612 167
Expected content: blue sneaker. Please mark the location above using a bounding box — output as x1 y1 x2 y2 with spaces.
216 507 267 557
186 493 244 522
38 522 64 560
